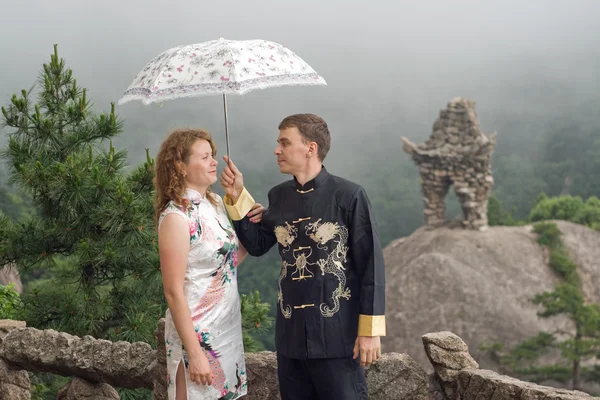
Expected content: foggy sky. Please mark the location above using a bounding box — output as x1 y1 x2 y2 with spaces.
1 0 599 187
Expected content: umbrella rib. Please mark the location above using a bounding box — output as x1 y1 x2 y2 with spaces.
223 39 240 90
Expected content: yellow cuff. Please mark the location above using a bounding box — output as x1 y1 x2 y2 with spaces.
224 187 255 221
358 315 386 337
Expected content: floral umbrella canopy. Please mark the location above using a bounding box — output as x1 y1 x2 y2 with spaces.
117 38 327 159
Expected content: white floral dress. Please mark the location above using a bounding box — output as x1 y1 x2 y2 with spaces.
158 188 247 400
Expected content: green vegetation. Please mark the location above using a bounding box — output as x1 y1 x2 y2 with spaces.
0 282 24 319
482 222 600 391
0 45 271 399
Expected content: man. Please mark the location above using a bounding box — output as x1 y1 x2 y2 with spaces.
220 114 385 400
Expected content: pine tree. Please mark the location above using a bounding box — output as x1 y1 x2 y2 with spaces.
0 44 161 343
0 45 271 355
498 222 600 391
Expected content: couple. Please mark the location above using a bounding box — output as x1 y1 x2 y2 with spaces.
155 114 386 400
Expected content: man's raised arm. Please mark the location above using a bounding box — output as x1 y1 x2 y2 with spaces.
221 156 277 256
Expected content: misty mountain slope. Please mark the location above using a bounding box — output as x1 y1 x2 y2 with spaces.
381 220 600 371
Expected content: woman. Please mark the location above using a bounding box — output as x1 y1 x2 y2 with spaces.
154 128 263 400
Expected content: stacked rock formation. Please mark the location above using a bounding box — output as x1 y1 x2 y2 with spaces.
402 98 496 230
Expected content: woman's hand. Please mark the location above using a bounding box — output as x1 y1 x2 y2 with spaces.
247 202 265 223
188 352 213 386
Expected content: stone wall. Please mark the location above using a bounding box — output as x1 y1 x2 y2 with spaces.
0 324 156 388
0 320 597 399
422 331 598 400
0 320 29 399
402 97 496 230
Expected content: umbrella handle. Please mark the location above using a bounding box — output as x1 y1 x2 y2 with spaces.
223 93 231 164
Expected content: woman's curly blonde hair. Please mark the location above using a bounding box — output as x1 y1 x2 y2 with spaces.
154 128 218 225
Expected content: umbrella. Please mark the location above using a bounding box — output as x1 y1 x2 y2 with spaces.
117 38 327 159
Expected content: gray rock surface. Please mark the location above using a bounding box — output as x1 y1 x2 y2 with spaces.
0 326 155 389
457 369 598 400
382 222 600 372
56 377 119 400
0 359 30 400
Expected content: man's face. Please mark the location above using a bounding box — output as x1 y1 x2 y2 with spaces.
274 126 311 175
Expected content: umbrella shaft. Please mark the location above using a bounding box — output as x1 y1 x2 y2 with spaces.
223 93 230 162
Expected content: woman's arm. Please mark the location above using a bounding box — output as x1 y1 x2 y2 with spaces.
159 213 212 385
238 242 249 264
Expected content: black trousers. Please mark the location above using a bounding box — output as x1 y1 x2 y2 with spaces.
277 352 368 400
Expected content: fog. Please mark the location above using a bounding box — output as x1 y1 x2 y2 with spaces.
1 0 599 197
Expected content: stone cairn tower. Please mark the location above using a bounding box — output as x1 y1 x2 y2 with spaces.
402 98 496 230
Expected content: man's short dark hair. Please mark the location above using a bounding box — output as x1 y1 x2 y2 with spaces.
278 114 331 161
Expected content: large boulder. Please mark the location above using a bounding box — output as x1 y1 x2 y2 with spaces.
381 221 600 371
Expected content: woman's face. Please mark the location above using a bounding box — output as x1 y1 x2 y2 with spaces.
183 139 218 191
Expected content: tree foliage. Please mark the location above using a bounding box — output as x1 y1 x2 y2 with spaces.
0 46 272 399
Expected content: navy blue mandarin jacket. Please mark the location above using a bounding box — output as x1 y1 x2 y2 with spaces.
225 167 386 359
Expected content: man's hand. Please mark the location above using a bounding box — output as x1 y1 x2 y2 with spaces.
353 336 381 367
220 156 244 203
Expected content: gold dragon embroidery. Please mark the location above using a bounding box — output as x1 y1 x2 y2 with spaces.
278 260 292 319
305 219 351 318
274 222 297 253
